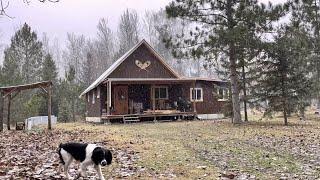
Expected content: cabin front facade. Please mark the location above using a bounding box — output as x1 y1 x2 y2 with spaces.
80 40 229 123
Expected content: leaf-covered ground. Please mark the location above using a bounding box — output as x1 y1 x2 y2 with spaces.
1 115 320 179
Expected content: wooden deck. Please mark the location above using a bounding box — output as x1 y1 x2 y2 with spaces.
101 111 196 123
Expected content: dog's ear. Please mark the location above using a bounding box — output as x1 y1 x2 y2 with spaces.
92 147 104 165
105 149 112 165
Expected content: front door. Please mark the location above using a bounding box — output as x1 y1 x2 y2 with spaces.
113 85 128 115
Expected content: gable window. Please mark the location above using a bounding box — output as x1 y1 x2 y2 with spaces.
97 87 100 99
92 90 95 104
154 86 168 99
216 87 229 101
190 88 203 102
87 93 90 102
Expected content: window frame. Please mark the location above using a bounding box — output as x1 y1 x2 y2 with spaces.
154 86 169 100
190 88 203 102
216 87 229 101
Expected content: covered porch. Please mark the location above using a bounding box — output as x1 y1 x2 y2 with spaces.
101 78 198 123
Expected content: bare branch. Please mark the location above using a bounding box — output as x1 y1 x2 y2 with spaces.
0 0 59 19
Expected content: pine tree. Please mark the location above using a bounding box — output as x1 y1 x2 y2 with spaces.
165 0 285 123
38 54 59 116
252 25 311 125
291 0 320 110
2 48 22 85
41 54 58 83
6 23 43 83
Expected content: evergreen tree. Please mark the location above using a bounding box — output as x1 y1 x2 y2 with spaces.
165 0 285 123
2 48 22 85
38 54 59 116
41 54 58 83
291 0 320 110
252 25 311 125
6 23 43 83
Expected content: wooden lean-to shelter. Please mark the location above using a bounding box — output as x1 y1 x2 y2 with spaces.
80 40 229 123
0 81 53 131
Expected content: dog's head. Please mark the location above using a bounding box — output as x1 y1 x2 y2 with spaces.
92 147 112 166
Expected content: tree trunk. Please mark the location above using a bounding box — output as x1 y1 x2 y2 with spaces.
226 0 242 124
283 100 288 126
230 51 242 124
280 59 288 126
72 100 75 122
242 63 248 122
0 91 4 132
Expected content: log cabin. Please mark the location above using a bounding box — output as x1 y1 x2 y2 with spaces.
80 39 229 123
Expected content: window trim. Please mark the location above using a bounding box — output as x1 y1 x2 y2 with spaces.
216 87 229 101
154 86 169 100
190 88 203 102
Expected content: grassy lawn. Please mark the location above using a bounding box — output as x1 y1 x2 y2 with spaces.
1 113 320 179
53 114 320 179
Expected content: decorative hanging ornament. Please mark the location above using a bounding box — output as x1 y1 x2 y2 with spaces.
135 60 151 71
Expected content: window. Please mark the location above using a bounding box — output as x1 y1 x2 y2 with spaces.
190 88 203 102
92 90 95 104
97 87 100 99
154 86 168 99
216 87 229 101
87 93 90 102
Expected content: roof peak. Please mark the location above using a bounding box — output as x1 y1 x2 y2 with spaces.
79 39 180 97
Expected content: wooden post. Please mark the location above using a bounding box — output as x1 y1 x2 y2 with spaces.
106 81 110 115
0 91 3 132
192 81 197 119
151 85 156 122
7 94 11 130
108 81 112 115
48 85 52 130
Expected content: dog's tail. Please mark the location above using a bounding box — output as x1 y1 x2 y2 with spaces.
57 143 65 165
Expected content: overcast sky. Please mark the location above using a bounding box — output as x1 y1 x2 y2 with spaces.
0 0 287 62
1 0 171 46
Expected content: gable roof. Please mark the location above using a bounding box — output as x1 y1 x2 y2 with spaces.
80 39 180 97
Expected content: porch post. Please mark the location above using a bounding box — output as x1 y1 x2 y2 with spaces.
7 94 11 130
151 84 156 122
108 81 112 115
192 80 197 118
106 81 110 115
47 84 52 130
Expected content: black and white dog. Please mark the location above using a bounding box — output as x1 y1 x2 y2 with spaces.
58 143 112 180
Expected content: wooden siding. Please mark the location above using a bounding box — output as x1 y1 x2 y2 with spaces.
108 44 177 79
86 86 104 117
182 81 224 114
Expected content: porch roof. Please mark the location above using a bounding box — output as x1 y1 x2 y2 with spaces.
103 77 226 84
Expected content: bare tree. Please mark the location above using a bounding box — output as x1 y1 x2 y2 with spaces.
62 33 87 84
0 0 59 18
116 9 140 58
96 18 114 70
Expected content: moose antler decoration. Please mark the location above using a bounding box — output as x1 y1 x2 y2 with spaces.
135 60 151 71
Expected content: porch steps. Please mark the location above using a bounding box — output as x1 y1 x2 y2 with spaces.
123 115 140 123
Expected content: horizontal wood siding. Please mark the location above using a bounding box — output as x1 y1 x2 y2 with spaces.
108 44 177 79
195 81 224 114
182 81 225 114
86 86 102 117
